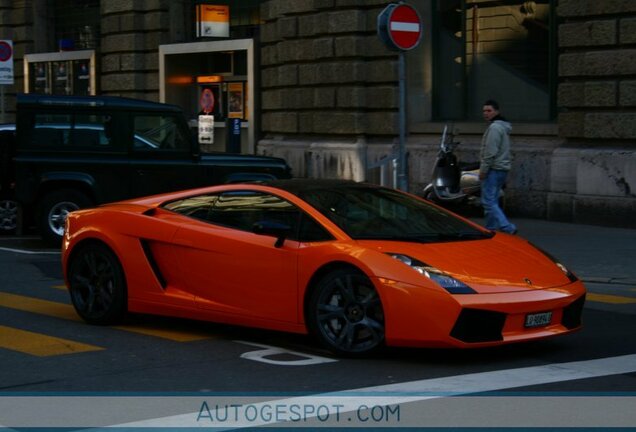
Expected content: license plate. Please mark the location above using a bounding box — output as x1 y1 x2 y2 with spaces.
524 311 552 328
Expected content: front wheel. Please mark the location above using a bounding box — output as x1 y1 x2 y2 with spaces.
68 242 127 325
307 269 385 356
38 189 92 245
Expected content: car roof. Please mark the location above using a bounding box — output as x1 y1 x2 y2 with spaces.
16 93 182 113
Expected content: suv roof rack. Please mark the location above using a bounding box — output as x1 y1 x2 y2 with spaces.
16 93 181 113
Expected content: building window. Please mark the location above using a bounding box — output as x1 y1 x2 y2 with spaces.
54 0 100 50
433 0 556 122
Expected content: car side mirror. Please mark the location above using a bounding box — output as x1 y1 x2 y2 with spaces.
252 220 292 248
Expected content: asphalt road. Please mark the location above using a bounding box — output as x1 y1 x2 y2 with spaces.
1 219 635 428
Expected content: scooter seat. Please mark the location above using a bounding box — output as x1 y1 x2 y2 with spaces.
459 161 480 171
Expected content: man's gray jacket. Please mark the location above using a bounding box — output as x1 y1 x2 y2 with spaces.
480 119 512 175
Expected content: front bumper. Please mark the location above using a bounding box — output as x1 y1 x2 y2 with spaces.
376 278 587 348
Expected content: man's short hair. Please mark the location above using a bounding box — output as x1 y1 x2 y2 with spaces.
483 99 500 110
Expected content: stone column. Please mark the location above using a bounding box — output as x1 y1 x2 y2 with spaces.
100 0 172 100
553 0 636 227
258 0 399 181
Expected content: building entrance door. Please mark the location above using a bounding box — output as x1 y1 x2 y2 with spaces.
159 39 255 154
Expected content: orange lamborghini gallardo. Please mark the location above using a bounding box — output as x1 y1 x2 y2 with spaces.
62 180 586 355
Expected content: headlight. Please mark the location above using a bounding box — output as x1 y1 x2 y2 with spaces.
387 253 476 294
530 243 578 282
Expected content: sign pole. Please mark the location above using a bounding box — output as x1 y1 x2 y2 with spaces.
377 3 422 192
1 85 4 123
397 51 407 191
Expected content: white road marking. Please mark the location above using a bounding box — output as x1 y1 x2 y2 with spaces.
0 246 60 255
237 341 338 366
111 353 636 428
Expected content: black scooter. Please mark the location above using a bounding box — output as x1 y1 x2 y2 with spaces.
422 125 492 210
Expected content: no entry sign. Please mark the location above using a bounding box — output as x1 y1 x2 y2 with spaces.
0 40 14 85
199 88 215 114
377 3 422 51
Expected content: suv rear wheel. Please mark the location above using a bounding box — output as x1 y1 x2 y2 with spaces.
38 189 92 245
0 197 19 233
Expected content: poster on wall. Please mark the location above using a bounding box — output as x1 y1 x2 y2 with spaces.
53 61 70 95
227 82 244 119
73 60 90 96
196 4 230 38
31 62 49 94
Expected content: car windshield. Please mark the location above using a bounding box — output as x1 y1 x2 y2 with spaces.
299 185 492 242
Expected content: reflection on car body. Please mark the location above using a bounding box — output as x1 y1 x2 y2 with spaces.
62 180 586 356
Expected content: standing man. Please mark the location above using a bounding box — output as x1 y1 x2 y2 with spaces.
479 100 517 234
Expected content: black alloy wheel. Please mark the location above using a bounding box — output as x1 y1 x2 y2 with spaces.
308 269 385 356
68 242 127 325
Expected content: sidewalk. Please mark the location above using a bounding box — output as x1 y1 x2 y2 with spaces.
472 218 636 285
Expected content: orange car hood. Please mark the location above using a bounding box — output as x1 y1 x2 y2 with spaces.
357 235 572 293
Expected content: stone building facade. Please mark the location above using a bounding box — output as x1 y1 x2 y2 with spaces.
552 0 636 227
257 0 636 228
1 0 634 227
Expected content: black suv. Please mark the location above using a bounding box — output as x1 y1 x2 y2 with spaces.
13 94 291 244
0 124 17 233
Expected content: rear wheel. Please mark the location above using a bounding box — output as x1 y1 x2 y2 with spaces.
0 197 19 233
307 268 385 356
68 242 127 324
38 189 91 245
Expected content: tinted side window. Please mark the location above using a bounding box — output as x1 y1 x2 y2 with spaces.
163 195 219 220
30 114 71 148
73 114 114 147
133 115 190 151
163 191 333 243
208 191 299 234
22 113 115 151
298 213 334 242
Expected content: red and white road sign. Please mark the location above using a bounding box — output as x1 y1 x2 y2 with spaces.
388 4 422 50
377 3 422 51
0 39 14 85
199 88 215 114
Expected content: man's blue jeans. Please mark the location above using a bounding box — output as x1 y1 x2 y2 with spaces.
481 169 516 233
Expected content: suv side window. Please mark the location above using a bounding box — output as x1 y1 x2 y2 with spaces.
133 115 190 152
24 113 115 150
